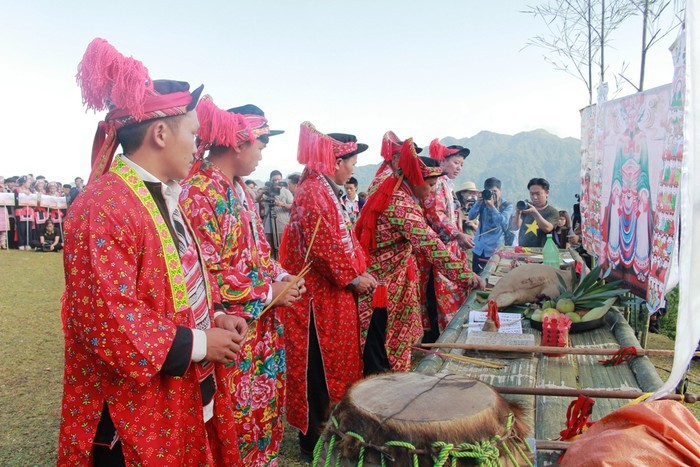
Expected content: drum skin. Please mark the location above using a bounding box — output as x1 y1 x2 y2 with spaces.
316 373 532 466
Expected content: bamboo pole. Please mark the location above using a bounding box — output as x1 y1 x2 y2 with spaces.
421 342 700 358
493 386 697 403
535 440 570 451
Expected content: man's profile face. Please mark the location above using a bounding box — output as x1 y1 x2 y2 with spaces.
528 184 548 208
344 184 357 200
163 111 199 181
236 139 267 177
333 155 357 186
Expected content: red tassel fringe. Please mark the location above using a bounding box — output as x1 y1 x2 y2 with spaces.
372 283 388 308
428 138 460 162
380 130 401 161
77 38 153 121
355 175 402 254
196 96 250 150
297 122 335 176
398 139 424 187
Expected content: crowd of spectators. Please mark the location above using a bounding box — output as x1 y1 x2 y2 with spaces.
0 173 84 251
0 170 580 260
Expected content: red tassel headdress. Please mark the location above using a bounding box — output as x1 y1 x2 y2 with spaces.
399 138 428 186
195 96 251 156
380 131 403 162
77 38 199 184
297 122 359 176
428 138 461 162
355 138 424 253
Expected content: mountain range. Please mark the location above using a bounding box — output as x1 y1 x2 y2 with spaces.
352 129 581 214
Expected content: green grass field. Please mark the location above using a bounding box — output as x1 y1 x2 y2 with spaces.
0 249 697 465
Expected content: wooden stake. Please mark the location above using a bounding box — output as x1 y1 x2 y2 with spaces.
421 342 700 358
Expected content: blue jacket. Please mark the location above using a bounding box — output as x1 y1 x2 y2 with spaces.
469 200 514 257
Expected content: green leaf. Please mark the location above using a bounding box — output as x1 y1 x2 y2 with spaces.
557 272 569 290
580 297 618 321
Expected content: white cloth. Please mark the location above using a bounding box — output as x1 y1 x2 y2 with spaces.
652 15 700 400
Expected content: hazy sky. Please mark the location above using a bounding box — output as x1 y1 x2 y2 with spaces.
0 1 681 183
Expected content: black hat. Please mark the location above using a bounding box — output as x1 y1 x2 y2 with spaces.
447 145 470 158
152 80 203 112
327 133 369 158
227 104 284 137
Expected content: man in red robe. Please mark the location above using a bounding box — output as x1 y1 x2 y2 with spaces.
59 39 246 465
280 122 376 458
181 97 304 466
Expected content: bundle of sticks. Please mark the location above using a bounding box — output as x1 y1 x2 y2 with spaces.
251 217 322 322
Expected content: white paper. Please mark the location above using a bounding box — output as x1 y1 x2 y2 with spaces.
467 311 523 336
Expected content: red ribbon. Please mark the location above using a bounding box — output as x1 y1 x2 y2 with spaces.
599 346 637 366
559 395 596 441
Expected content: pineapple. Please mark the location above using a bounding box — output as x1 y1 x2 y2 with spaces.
555 265 628 312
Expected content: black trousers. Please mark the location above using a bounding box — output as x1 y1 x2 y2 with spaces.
362 307 391 376
299 310 331 455
422 269 440 344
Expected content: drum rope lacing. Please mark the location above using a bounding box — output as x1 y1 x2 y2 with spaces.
313 412 534 467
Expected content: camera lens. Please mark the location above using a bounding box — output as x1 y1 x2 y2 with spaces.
482 189 493 200
516 200 528 210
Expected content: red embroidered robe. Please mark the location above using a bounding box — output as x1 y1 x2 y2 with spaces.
58 161 240 466
180 160 287 466
280 169 366 434
358 182 475 371
419 175 469 331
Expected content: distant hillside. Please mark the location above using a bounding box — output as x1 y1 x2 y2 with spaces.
353 129 581 213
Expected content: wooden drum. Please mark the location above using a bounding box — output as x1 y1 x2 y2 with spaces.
314 373 533 466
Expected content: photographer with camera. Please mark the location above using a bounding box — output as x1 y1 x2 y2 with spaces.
261 170 294 258
509 177 560 247
455 181 480 236
468 177 514 275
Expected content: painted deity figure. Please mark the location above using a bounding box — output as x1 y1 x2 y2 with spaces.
603 96 653 283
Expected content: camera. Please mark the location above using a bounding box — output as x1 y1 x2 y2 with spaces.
458 192 477 210
481 189 495 201
516 200 532 211
263 180 282 195
262 181 282 202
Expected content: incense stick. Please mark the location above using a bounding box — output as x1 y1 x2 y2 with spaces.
412 346 505 369
253 216 321 323
303 217 322 265
253 264 311 322
474 226 500 238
